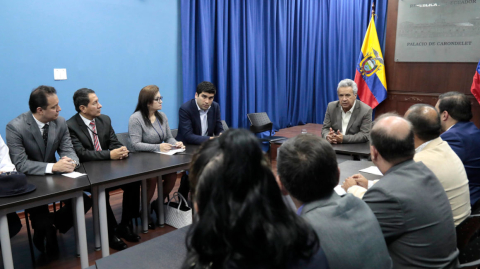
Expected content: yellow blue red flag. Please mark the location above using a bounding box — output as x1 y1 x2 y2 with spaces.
354 15 387 109
471 60 480 105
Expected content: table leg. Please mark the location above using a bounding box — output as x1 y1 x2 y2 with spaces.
74 195 89 268
92 186 101 251
157 176 164 227
99 186 110 257
71 201 80 257
0 210 14 269
141 179 148 233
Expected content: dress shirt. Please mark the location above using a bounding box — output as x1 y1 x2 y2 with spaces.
0 135 16 172
341 100 356 134
195 101 210 136
32 115 54 174
415 140 432 153
79 114 102 151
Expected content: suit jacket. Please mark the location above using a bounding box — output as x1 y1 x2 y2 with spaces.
321 100 372 143
441 121 480 206
66 113 123 162
301 191 392 269
6 112 78 175
414 137 471 226
363 160 459 269
176 99 224 145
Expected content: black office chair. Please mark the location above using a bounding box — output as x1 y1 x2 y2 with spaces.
116 132 133 151
221 120 229 131
247 112 286 143
171 129 178 139
456 214 480 268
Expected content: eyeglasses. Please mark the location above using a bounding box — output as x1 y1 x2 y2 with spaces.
154 96 163 103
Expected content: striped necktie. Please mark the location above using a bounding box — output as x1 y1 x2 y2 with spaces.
89 121 101 151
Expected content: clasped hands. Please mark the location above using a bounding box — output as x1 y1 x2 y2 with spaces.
111 146 129 160
341 174 368 191
53 156 77 173
326 128 343 144
159 142 185 152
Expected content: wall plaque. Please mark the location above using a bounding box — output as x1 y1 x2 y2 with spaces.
395 0 480 62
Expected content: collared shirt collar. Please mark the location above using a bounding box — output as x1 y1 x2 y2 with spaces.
445 124 456 132
32 114 48 130
79 113 95 127
415 139 433 153
195 100 211 113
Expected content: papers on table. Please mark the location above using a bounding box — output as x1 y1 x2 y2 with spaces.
155 148 186 155
359 166 383 176
63 172 87 178
334 185 347 196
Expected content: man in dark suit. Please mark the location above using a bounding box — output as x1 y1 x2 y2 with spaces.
436 92 480 207
321 79 372 144
67 88 141 250
176 81 224 145
6 85 92 255
276 134 392 269
362 114 458 268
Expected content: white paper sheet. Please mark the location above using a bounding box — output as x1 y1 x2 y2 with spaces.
63 172 87 178
155 148 186 155
359 166 383 176
334 185 347 196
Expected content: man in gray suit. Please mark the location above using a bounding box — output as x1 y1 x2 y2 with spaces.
276 134 392 269
6 85 91 255
321 79 372 144
361 114 459 268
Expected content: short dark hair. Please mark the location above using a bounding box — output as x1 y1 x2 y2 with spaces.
438 92 472 122
277 134 338 203
406 104 441 141
371 113 415 163
73 88 95 113
196 81 216 95
29 85 57 113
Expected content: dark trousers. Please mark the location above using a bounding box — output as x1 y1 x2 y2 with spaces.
6 212 22 238
106 181 140 235
27 193 92 234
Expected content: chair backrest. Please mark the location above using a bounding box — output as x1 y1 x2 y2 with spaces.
171 128 178 139
221 120 229 131
247 112 273 134
116 132 133 152
456 214 480 265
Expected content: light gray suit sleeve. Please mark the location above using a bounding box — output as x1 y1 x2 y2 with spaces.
363 187 406 244
128 113 159 152
56 120 79 164
321 104 333 139
6 122 48 175
343 106 372 144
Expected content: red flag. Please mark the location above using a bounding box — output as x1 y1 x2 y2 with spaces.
472 60 480 105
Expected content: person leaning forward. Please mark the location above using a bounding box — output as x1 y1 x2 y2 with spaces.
6 85 92 255
67 88 141 251
322 79 372 144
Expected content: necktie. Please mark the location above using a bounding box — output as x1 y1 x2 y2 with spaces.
42 124 49 146
90 121 101 151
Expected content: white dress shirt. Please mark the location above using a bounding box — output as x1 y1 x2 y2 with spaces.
195 101 210 136
32 115 54 174
341 100 356 134
79 114 102 151
0 135 16 172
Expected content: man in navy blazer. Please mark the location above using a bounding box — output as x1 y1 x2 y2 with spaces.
436 92 480 207
176 81 224 145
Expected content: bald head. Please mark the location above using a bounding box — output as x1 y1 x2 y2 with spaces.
370 113 415 163
405 104 441 142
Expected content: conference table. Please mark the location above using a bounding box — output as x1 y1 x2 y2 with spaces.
83 145 199 258
338 160 382 185
95 226 189 269
270 123 371 160
0 166 90 269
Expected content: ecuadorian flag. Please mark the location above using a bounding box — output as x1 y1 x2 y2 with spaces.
471 60 480 105
354 15 387 109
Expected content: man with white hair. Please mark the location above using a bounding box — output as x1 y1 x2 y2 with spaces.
321 79 373 144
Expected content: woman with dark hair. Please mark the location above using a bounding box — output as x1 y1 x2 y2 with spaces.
128 85 184 229
183 129 329 269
